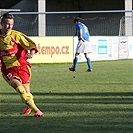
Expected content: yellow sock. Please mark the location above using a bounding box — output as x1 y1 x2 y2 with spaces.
27 92 33 100
27 92 39 111
16 86 39 111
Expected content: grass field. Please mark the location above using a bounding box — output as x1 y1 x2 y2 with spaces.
0 59 133 133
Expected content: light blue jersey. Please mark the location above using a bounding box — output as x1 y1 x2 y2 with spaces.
75 23 90 42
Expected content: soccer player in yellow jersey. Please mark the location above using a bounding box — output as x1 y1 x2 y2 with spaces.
0 13 43 117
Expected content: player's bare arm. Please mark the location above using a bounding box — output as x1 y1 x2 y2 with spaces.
79 29 85 42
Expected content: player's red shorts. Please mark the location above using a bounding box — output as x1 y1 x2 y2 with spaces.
2 65 31 85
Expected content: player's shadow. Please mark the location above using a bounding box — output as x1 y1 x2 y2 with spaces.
0 91 133 105
0 91 133 133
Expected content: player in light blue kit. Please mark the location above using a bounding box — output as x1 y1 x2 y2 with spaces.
69 17 92 72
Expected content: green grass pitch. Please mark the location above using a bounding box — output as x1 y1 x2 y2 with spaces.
0 59 133 133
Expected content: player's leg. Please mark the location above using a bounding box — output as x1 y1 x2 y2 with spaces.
84 53 92 71
69 53 79 71
12 79 39 110
21 85 43 116
73 54 79 70
17 65 43 116
15 83 43 116
69 40 83 72
2 66 43 117
21 85 32 115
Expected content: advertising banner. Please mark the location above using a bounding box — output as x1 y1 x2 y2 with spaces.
27 36 132 64
74 36 119 62
119 37 128 59
29 37 73 63
127 36 133 59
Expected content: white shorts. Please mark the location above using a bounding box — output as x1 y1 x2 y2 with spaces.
76 40 90 53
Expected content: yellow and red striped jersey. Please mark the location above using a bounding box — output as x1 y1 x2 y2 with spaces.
0 30 38 71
